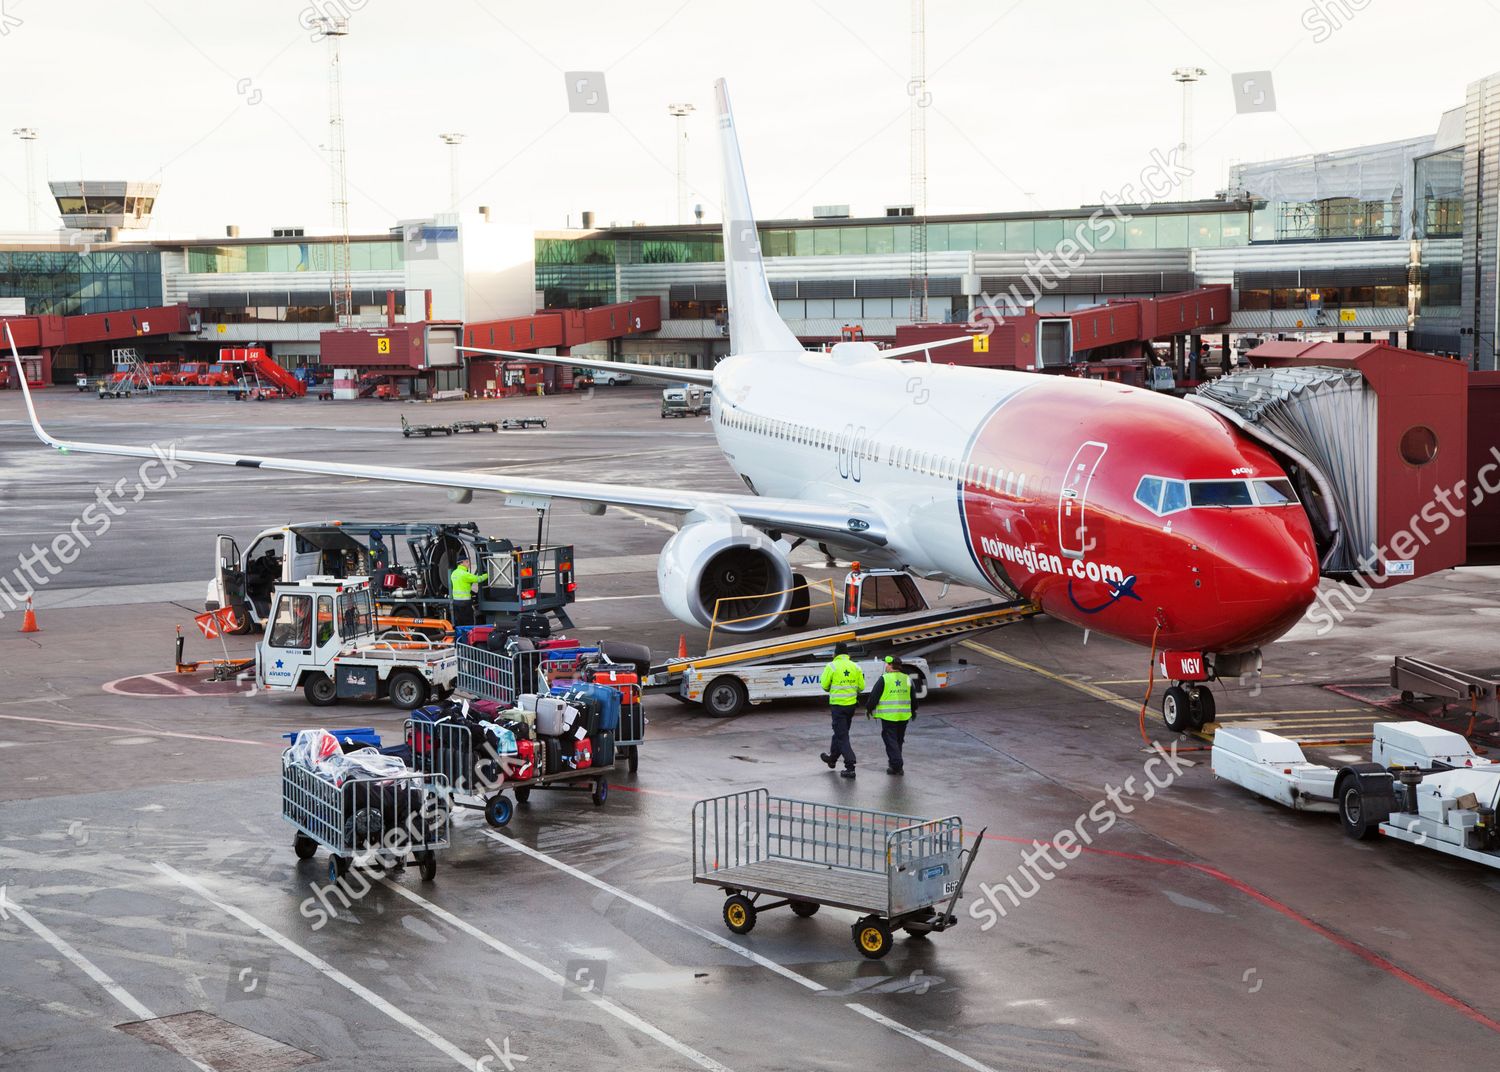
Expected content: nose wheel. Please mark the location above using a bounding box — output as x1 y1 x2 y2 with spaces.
1161 683 1215 733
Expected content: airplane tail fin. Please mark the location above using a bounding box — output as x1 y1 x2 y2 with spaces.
715 79 802 356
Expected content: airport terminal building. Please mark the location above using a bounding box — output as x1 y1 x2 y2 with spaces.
4 69 1500 382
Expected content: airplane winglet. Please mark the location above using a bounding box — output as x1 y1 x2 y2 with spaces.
5 322 67 453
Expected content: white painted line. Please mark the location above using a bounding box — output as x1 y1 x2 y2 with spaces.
486 833 1004 1072
0 712 277 749
845 1003 1001 1072
6 897 216 1072
381 880 734 1072
485 832 825 992
141 673 201 697
615 506 679 534
153 863 476 1070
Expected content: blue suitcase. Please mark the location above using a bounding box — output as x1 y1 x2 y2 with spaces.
593 730 616 768
565 682 621 734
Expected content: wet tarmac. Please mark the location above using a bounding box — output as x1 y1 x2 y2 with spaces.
2 387 1499 1071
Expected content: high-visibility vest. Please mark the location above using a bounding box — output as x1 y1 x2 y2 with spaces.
873 671 913 721
820 655 864 706
450 565 487 599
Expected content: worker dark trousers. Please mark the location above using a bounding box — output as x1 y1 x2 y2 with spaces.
452 600 476 627
828 707 857 770
880 719 908 772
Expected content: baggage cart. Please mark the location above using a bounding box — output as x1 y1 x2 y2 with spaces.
456 641 645 770
281 752 451 886
500 416 548 430
691 788 982 959
400 415 453 438
405 717 611 830
450 419 500 434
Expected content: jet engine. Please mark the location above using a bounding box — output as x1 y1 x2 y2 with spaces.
657 511 793 632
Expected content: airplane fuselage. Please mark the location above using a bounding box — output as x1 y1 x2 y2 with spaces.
711 345 1320 655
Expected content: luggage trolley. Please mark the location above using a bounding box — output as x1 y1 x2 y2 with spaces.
456 641 646 772
691 788 983 959
281 753 451 885
405 717 610 830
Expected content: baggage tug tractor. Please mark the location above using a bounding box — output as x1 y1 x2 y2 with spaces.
257 577 457 709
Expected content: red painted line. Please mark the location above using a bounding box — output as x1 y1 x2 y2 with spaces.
978 831 1500 1035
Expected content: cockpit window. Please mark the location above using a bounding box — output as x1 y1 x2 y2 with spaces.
1133 476 1163 513
1133 475 1299 517
1189 480 1255 507
1253 478 1299 506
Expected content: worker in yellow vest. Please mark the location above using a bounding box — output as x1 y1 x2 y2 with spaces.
865 655 916 776
818 642 864 778
449 556 488 627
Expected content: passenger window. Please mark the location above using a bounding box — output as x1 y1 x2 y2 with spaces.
1134 476 1163 513
1190 480 1255 507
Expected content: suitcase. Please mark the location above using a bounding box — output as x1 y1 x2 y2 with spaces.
517 611 551 639
407 705 454 755
485 628 516 652
512 738 536 781
535 697 580 737
518 693 540 712
538 736 566 775
467 625 495 645
592 730 616 768
568 736 592 770
565 683 619 735
586 664 638 688
470 698 503 720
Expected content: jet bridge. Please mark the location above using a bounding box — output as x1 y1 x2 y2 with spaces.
1191 341 1472 583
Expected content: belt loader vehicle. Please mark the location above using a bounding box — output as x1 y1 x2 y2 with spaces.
649 566 1037 717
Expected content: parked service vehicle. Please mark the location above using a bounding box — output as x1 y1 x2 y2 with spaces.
650 567 1033 717
590 368 633 386
1213 721 1500 871
208 520 577 633
257 577 456 708
661 384 710 418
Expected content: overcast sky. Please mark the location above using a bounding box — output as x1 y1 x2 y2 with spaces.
1 0 1497 237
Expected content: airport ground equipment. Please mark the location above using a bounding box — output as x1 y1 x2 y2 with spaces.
281 736 450 884
692 788 982 959
661 384 710 418
404 718 611 831
210 521 576 633
401 414 454 438
649 567 1038 717
499 416 547 429
450 419 501 434
256 577 457 709
455 642 645 773
1391 656 1500 725
1213 721 1500 871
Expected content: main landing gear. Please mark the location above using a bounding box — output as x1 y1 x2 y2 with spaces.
1161 682 1215 734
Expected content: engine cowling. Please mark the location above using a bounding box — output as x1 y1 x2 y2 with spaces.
658 514 793 632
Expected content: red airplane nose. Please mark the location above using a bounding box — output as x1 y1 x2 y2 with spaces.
1210 517 1320 648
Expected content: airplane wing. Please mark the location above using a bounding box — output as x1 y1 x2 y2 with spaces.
5 336 885 548
458 346 715 387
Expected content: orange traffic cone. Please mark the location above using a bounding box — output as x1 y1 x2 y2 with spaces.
19 597 39 633
677 634 688 659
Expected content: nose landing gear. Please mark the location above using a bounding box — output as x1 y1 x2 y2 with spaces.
1161 682 1216 733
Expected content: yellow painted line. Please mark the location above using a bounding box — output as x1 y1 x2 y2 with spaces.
1095 674 1288 686
961 639 1141 713
1216 709 1367 718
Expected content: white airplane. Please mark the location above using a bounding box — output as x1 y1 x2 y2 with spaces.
7 80 1319 723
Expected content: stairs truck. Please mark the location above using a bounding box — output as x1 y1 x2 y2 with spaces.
219 347 308 398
